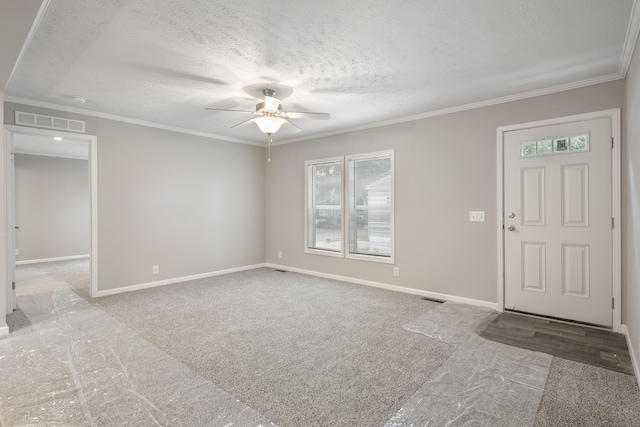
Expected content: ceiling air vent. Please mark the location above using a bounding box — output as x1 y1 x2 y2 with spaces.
15 111 86 133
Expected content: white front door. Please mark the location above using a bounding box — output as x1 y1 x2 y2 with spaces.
504 117 613 327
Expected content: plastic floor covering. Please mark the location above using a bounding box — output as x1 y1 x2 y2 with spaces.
1 274 567 426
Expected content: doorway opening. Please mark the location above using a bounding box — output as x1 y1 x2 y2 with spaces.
4 124 98 315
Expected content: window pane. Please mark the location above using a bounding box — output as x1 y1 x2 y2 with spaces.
308 161 342 252
349 154 392 257
570 135 588 151
537 139 552 154
521 141 536 157
554 138 569 152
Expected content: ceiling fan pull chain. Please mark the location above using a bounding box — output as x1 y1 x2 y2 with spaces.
267 136 272 163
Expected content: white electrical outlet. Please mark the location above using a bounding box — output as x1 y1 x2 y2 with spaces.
152 265 159 275
393 267 400 277
469 211 485 222
278 251 283 259
15 248 19 256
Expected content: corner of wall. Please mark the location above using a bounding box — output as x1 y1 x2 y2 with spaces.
622 324 640 390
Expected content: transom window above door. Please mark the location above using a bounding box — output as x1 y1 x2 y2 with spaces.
521 133 589 158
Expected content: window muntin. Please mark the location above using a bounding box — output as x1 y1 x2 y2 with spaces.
346 151 394 263
305 158 343 255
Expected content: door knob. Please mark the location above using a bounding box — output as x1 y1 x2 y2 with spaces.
508 212 515 218
507 225 515 231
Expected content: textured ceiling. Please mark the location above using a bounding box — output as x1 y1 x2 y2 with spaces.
5 0 638 145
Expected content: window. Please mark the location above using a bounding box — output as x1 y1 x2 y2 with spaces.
346 151 394 263
305 151 394 264
305 158 343 256
521 133 590 157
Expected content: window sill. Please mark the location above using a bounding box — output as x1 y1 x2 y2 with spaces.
345 252 395 264
305 248 344 258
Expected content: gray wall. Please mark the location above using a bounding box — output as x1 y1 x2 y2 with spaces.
5 102 266 292
623 39 640 365
266 81 625 304
15 154 89 261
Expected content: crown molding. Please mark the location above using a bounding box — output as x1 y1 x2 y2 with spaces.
5 0 51 88
274 72 625 146
4 70 627 149
3 96 261 147
619 0 640 77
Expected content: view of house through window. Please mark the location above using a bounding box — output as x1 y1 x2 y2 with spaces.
347 152 393 259
306 151 394 263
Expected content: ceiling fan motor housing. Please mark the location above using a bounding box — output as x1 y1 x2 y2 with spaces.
256 102 283 114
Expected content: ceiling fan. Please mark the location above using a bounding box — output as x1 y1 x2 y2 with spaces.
206 88 330 137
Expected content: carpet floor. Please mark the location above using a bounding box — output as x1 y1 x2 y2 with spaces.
3 260 640 426
84 269 454 426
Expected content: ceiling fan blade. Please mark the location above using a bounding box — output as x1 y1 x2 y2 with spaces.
205 108 256 114
282 111 330 120
264 95 281 111
230 117 258 128
283 118 302 132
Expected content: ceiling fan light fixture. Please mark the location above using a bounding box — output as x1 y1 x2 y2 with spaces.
255 116 286 135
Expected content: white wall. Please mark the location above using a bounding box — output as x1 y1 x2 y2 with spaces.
623 38 640 370
5 102 266 293
15 154 89 261
266 81 625 305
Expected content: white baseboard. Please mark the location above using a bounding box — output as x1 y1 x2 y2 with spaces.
16 254 90 265
621 324 640 389
0 325 8 337
93 263 267 297
266 263 498 310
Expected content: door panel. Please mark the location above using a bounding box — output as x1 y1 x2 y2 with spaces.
504 117 612 327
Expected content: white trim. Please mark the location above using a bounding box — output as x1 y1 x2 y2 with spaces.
275 74 625 146
90 137 98 299
5 125 99 299
3 96 261 147
304 156 345 258
266 263 498 310
5 74 626 150
619 0 640 77
4 126 16 313
5 0 51 87
496 109 621 331
93 263 266 297
621 324 640 390
16 254 89 265
345 150 395 264
0 325 8 337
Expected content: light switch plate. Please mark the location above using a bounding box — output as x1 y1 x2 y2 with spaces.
469 211 485 222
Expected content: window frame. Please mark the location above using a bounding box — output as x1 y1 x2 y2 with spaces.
304 151 395 264
345 150 395 264
304 156 345 258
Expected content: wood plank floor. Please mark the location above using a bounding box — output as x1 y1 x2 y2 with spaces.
479 312 634 375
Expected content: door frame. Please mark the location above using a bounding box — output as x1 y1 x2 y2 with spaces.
496 109 621 332
4 125 98 309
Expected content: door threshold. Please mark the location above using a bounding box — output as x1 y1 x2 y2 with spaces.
504 309 611 331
